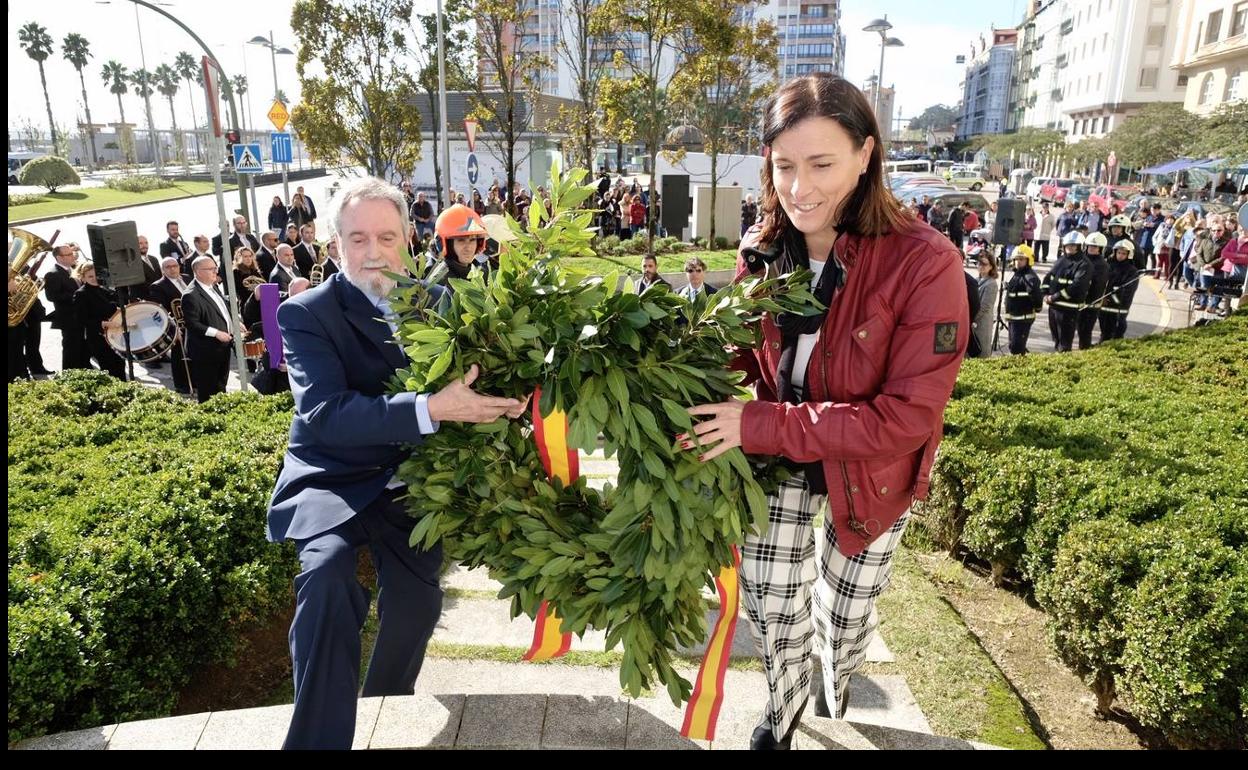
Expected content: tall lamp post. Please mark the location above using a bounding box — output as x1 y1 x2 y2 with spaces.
863 17 904 118
247 32 295 203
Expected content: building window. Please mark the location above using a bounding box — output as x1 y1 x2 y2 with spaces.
1206 10 1223 44
1232 2 1248 37
1226 69 1243 100
1139 67 1158 88
1146 25 1165 47
1097 73 1102 89
1102 116 1110 132
804 5 827 18
1198 73 1215 104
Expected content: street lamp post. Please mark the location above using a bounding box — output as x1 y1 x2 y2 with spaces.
863 17 904 120
248 32 294 203
120 0 252 391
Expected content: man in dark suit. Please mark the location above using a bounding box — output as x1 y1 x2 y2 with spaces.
677 257 717 301
312 238 342 284
212 215 262 260
158 221 191 267
43 244 90 369
131 235 163 301
270 244 301 294
180 255 234 402
293 224 320 277
268 177 525 750
256 230 280 279
8 276 51 380
636 255 670 294
149 257 193 394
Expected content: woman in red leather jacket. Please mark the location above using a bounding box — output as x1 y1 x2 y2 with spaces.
684 73 969 749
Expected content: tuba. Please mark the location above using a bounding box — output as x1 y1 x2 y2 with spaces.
8 227 56 327
309 243 326 287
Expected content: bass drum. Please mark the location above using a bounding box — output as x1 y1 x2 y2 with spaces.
105 301 177 363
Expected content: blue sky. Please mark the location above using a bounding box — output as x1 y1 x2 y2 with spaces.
8 0 1030 136
840 0 1032 125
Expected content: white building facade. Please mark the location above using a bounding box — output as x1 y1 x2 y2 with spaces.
956 29 1019 140
1170 0 1248 115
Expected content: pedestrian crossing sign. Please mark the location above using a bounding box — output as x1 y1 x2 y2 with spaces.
233 143 264 173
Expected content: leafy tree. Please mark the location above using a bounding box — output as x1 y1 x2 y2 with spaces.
19 155 81 192
62 33 99 168
18 22 57 151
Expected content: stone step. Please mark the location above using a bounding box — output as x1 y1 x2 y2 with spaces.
16 682 965 750
440 569 895 664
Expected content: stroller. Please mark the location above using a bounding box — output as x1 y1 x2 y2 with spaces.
964 228 992 265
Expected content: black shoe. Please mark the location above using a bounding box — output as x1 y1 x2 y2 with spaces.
28 368 55 376
147 360 164 368
749 700 805 750
812 677 832 718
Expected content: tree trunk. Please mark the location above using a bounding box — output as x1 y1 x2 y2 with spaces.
115 94 132 165
427 89 443 206
38 62 57 154
77 70 98 170
185 83 201 163
166 96 183 169
709 145 718 248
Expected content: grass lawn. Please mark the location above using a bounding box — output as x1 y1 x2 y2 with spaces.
8 181 237 222
561 249 738 276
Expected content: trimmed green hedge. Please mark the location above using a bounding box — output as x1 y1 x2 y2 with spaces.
7 371 296 743
916 314 1248 748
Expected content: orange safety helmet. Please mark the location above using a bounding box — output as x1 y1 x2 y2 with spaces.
435 203 488 256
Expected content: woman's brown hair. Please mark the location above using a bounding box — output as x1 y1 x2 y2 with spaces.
758 73 911 247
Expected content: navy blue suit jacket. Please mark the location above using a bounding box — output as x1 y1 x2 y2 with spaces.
267 271 445 542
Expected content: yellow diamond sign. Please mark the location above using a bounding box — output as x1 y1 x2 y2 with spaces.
268 100 290 132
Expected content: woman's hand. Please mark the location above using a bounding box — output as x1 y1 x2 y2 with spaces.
683 400 746 462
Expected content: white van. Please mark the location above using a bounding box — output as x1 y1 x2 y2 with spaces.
8 151 46 184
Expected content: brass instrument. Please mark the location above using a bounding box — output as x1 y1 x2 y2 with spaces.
8 227 57 327
169 296 195 398
309 243 326 287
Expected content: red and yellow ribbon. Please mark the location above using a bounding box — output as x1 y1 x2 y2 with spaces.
681 546 741 742
524 386 576 662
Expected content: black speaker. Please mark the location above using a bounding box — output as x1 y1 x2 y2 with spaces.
86 219 146 288
660 174 690 239
992 198 1026 246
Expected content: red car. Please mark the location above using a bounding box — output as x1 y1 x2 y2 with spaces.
1088 184 1139 216
1039 178 1079 204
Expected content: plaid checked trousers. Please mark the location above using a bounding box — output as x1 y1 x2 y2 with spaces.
740 474 909 741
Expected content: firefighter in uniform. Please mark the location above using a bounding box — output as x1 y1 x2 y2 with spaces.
1003 243 1044 355
1078 231 1110 349
1105 214 1139 268
1100 240 1140 341
1044 231 1090 352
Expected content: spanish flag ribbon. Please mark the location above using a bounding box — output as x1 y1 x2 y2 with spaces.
524 386 575 662
680 546 741 742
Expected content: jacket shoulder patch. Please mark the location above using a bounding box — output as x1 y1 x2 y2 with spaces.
934 322 959 354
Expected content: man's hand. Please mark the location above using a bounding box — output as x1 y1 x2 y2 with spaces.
1044 295 1053 305
428 364 523 424
215 330 233 343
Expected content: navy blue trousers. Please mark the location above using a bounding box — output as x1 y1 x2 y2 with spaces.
283 488 443 750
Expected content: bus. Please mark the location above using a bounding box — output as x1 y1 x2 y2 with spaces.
885 159 932 175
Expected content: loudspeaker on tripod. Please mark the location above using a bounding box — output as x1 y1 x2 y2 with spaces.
86 219 146 289
992 198 1026 246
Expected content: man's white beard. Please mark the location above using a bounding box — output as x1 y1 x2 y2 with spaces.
343 264 397 298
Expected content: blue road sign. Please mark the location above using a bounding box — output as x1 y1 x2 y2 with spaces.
233 143 264 173
270 132 292 165
467 152 479 185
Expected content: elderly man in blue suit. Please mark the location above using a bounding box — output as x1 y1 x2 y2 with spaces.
268 177 525 750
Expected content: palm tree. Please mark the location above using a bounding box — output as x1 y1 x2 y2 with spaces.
61 33 99 169
130 68 161 169
174 51 202 162
231 75 249 134
154 64 182 165
18 22 57 152
101 60 132 163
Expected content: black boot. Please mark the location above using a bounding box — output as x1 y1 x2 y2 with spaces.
749 700 806 750
812 674 832 718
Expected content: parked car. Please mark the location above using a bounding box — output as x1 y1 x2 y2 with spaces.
7 151 46 184
917 190 990 218
945 169 987 191
1025 175 1052 200
1088 184 1140 216
1039 178 1080 204
1067 183 1095 207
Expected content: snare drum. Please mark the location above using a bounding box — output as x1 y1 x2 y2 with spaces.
105 301 177 363
243 338 267 360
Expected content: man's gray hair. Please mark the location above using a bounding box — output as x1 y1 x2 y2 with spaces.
276 243 294 256
327 176 409 240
